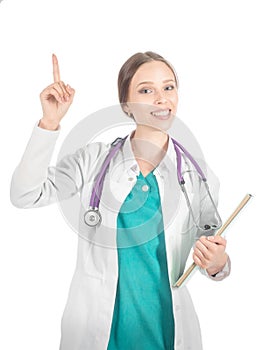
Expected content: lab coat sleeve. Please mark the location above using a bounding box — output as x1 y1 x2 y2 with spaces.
10 123 104 208
195 163 231 281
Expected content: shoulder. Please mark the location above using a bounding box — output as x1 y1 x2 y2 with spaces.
82 141 111 157
75 141 111 170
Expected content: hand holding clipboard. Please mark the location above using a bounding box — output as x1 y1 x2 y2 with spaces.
174 194 252 288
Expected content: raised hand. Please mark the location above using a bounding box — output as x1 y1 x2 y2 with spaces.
39 54 75 130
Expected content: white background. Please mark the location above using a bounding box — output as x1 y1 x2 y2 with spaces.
0 0 262 349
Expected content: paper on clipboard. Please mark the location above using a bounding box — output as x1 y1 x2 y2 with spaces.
173 193 252 288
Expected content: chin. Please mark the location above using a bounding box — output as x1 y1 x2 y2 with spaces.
150 112 176 132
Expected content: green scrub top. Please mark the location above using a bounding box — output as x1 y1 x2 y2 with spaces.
107 171 175 350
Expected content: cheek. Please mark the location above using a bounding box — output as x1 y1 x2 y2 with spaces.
171 95 179 108
131 104 152 117
170 91 179 102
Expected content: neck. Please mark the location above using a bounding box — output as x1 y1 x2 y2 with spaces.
131 125 169 175
132 125 169 151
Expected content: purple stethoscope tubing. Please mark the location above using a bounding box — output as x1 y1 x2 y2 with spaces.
171 138 207 184
83 136 128 227
84 135 222 230
89 136 128 209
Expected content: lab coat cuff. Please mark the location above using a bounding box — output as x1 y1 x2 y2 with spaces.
200 255 231 281
36 120 61 133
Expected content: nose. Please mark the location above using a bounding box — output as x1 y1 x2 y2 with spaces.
154 90 167 104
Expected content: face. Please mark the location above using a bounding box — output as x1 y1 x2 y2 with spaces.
125 60 178 131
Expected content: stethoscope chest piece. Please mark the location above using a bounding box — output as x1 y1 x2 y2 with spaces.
84 208 102 227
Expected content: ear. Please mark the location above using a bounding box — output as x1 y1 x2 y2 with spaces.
122 102 130 114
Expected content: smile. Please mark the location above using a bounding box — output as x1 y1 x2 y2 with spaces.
151 109 172 120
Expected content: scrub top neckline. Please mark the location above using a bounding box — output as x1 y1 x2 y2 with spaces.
138 169 155 180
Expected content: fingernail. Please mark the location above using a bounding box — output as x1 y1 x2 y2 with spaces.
207 236 214 240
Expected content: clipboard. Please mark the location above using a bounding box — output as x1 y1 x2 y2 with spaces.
174 193 252 288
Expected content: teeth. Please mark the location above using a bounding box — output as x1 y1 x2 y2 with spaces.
152 110 170 117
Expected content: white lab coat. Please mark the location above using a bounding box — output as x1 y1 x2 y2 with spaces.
10 124 230 350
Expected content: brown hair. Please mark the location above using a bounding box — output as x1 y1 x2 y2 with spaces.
118 51 179 113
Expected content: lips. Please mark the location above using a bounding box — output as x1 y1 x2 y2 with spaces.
151 108 171 119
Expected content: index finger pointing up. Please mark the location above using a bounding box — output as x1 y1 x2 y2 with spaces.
52 53 61 82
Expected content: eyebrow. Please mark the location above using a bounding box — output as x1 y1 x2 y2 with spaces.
136 79 175 88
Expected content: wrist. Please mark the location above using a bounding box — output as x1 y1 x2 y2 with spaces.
207 253 228 276
38 118 60 131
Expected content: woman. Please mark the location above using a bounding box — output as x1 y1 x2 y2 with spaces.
10 52 230 350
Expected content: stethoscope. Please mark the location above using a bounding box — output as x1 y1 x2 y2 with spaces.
84 135 222 231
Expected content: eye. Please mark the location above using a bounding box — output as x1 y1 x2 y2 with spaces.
164 85 175 91
139 88 152 94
